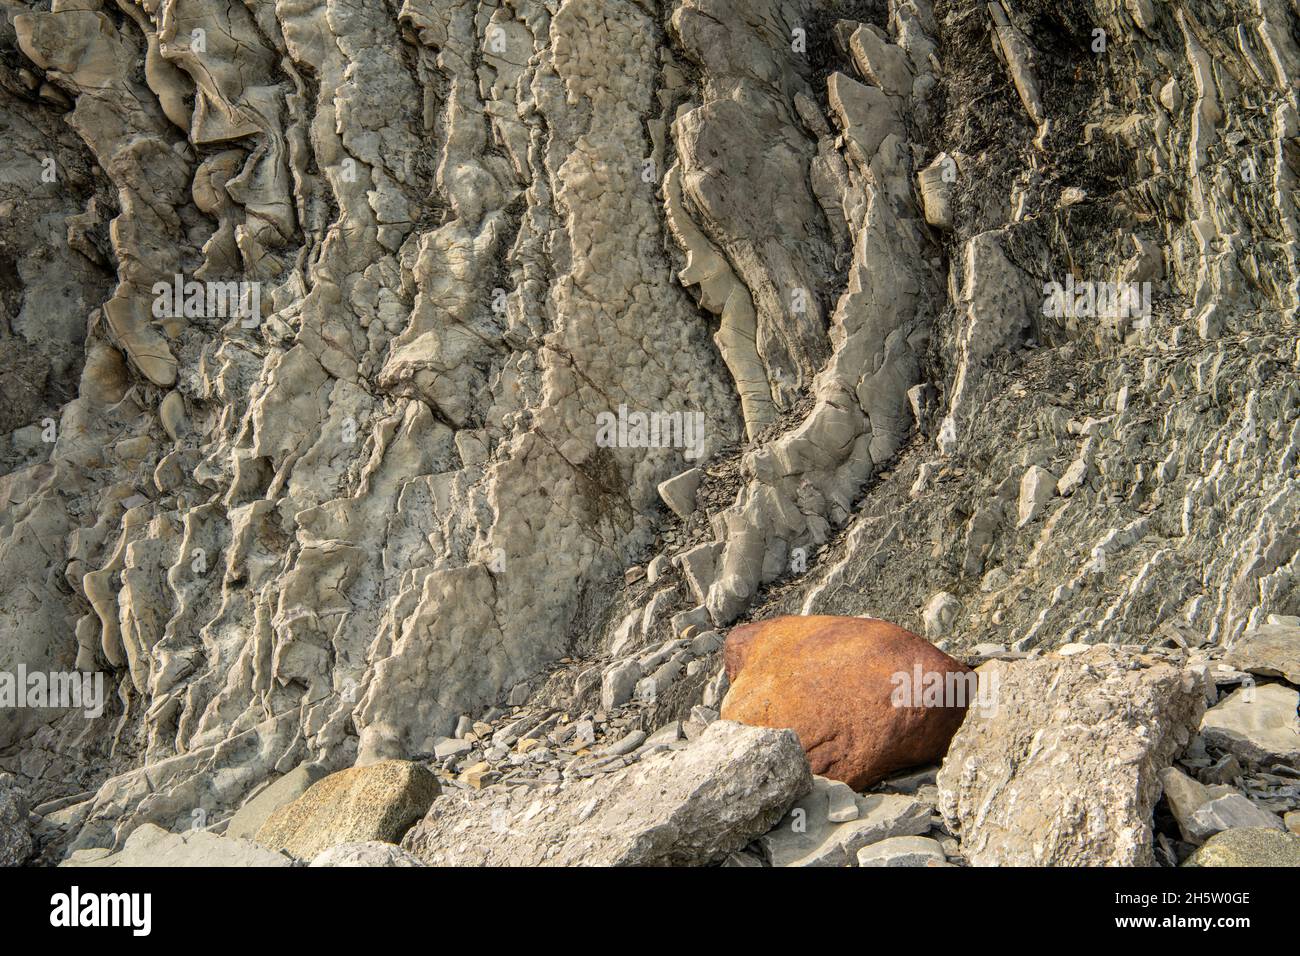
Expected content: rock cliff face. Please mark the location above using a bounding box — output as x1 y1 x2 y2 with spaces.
0 0 1296 859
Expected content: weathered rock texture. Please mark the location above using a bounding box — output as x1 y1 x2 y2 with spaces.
254 760 438 860
225 762 326 841
1224 621 1300 684
1182 827 1300 867
0 773 33 866
60 822 293 867
0 0 1296 862
401 720 810 866
721 615 972 788
937 646 1209 866
309 841 424 867
1200 682 1300 769
756 775 933 867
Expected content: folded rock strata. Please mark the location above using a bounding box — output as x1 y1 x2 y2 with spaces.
0 0 1295 864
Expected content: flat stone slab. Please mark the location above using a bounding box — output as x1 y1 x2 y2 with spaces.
61 824 293 867
1224 624 1300 684
658 468 703 519
1186 793 1284 842
1200 683 1300 769
856 835 948 867
403 721 809 866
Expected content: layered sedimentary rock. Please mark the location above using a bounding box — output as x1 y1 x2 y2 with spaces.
4 0 744 850
0 0 1296 862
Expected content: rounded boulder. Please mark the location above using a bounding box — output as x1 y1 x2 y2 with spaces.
720 615 974 789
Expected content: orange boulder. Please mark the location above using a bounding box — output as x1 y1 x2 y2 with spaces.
720 615 973 789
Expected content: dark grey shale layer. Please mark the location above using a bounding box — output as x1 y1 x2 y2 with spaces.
0 0 1295 855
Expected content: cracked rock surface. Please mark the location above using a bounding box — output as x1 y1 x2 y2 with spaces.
0 0 1296 865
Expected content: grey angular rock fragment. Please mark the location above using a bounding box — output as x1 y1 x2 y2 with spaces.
938 647 1208 865
0 774 33 867
690 705 718 727
922 591 960 639
690 629 723 656
1200 684 1300 769
878 766 940 794
61 824 293 867
1056 456 1090 497
987 0 1045 129
636 649 689 701
1186 793 1284 842
670 605 712 638
1158 766 1211 842
601 660 641 711
402 721 810 866
939 230 1040 457
825 779 860 824
309 842 424 867
917 153 955 230
226 763 328 841
433 738 474 760
856 835 947 867
645 722 683 747
758 777 931 867
646 556 671 585
1197 753 1244 786
658 469 703 520
1017 465 1056 527
702 667 729 710
675 542 722 605
1224 624 1300 684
